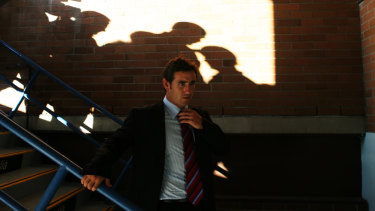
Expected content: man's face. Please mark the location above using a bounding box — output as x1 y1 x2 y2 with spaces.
163 71 197 109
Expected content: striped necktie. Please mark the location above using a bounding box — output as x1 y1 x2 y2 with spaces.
181 123 203 206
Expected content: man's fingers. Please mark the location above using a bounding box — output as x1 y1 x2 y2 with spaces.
179 116 193 121
178 109 202 129
105 178 112 188
81 175 87 185
85 178 97 191
81 175 107 192
86 180 94 191
91 181 100 191
178 111 195 120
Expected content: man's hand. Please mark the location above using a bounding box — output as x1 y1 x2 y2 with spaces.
178 109 203 129
81 175 112 192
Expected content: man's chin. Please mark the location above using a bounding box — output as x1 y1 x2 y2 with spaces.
180 99 191 106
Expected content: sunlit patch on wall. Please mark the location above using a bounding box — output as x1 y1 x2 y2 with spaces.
60 0 275 85
45 12 59 22
79 107 95 134
83 107 94 130
194 52 219 84
0 73 26 113
83 113 94 129
39 104 55 122
214 161 229 180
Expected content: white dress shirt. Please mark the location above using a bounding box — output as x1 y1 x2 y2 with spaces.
159 96 188 200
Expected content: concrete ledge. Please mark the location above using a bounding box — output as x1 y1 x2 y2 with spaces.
13 115 365 134
213 116 365 134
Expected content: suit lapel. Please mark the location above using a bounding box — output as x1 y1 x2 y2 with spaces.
149 101 166 153
147 102 166 183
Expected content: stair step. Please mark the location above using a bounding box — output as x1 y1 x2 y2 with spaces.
47 183 84 210
1 182 84 210
0 147 33 174
0 165 57 189
0 147 33 159
0 131 13 148
0 131 9 134
75 199 114 211
2 167 58 201
0 131 15 147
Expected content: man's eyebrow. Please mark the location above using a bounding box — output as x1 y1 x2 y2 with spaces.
177 80 195 84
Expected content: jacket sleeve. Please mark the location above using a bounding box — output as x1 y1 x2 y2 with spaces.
194 109 228 156
82 109 136 178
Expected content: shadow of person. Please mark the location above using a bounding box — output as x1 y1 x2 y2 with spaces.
197 46 273 115
201 46 257 86
42 9 110 60
31 9 111 112
129 22 206 64
127 22 271 115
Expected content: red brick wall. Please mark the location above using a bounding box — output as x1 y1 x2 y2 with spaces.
274 0 364 117
0 0 364 116
361 0 375 131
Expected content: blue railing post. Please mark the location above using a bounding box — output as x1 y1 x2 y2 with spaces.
0 190 28 211
113 156 133 189
35 166 67 211
8 70 40 119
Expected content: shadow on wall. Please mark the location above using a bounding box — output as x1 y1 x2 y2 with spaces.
0 0 364 117
0 0 272 117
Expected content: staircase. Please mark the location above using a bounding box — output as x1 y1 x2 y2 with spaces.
0 39 140 210
0 131 82 210
0 130 121 211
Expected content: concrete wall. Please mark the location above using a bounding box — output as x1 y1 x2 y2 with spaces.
362 133 375 211
360 0 375 209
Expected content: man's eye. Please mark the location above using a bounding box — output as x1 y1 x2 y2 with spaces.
178 82 185 87
190 81 196 86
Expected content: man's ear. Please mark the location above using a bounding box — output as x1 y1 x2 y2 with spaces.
162 78 170 90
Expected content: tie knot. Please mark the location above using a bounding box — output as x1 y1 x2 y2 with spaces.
178 110 188 125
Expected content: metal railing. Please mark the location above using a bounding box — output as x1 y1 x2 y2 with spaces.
0 40 138 210
0 40 123 125
0 111 141 211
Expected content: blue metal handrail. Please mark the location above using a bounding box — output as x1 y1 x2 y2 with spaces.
0 189 27 211
0 40 132 188
0 40 135 209
0 111 142 211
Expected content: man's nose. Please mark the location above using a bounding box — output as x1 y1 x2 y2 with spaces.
184 85 193 93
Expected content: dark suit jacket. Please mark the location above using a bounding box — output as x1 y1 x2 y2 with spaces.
83 101 227 211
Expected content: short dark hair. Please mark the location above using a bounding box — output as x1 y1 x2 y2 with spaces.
162 56 198 83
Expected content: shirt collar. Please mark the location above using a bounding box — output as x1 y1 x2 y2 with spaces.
163 96 187 119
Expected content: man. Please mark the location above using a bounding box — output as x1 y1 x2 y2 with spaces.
81 56 227 211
